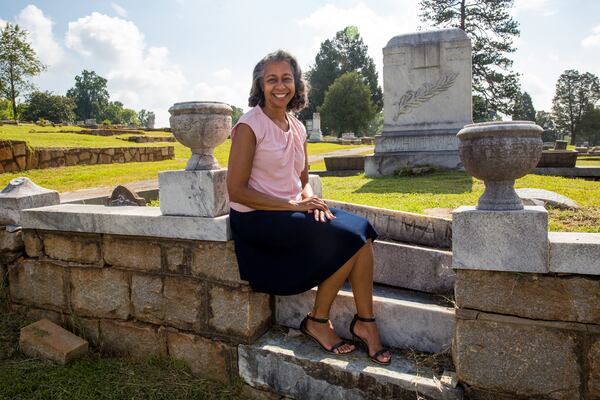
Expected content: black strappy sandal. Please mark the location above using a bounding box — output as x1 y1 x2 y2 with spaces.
299 314 354 355
349 314 392 365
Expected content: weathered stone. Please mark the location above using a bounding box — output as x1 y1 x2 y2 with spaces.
0 227 24 263
13 143 27 157
454 315 580 399
166 330 236 383
70 267 130 319
191 241 243 284
589 337 600 400
23 229 43 257
102 235 161 271
452 206 548 273
15 155 27 169
8 260 67 310
20 306 65 327
43 232 101 264
105 185 146 206
76 318 100 347
99 320 164 357
132 274 202 330
0 145 13 160
20 319 88 364
549 232 600 275
165 245 187 273
0 177 59 225
208 284 271 340
455 270 600 324
516 188 578 210
324 155 365 171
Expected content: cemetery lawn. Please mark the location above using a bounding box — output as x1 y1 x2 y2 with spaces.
0 291 245 400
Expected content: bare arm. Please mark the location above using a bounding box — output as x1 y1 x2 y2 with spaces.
226 123 330 213
299 139 334 222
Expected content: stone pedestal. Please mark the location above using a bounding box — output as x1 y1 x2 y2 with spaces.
365 28 472 176
158 169 228 218
0 177 59 225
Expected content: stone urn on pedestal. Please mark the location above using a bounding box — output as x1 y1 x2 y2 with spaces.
457 121 543 210
159 101 232 218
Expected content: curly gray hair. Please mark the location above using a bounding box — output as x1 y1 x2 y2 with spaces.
248 50 309 112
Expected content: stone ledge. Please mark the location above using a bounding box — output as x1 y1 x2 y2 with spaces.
21 204 230 241
549 232 600 275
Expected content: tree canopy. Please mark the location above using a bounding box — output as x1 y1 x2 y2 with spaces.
66 70 110 121
319 71 376 137
551 69 600 144
138 109 156 128
22 91 76 123
300 26 382 123
0 23 45 120
578 107 600 146
419 0 521 119
100 101 139 125
512 91 536 121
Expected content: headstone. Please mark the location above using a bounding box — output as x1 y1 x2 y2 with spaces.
554 140 568 150
308 113 323 141
105 185 147 206
147 113 155 129
341 132 356 139
365 28 472 177
0 177 59 225
84 119 97 126
515 188 579 210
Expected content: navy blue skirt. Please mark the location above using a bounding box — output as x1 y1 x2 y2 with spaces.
229 207 378 296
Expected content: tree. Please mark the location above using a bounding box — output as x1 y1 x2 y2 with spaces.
300 26 382 122
99 101 138 125
66 70 109 121
230 105 243 126
22 91 76 123
138 109 156 128
319 72 376 136
578 107 600 146
536 110 560 142
0 23 45 120
419 0 521 117
512 91 536 121
551 69 600 144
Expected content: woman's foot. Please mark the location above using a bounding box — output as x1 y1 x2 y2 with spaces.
349 315 392 364
300 314 355 354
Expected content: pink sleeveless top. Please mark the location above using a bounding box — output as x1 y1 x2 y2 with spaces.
230 106 307 212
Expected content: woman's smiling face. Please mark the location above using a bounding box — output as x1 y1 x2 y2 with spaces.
262 60 295 110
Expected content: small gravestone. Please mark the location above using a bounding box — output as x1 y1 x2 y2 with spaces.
20 319 88 364
554 140 568 150
308 113 323 141
105 185 146 206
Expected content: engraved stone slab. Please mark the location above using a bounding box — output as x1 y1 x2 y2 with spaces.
159 169 228 217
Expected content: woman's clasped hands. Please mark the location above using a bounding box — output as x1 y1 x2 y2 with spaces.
291 195 335 223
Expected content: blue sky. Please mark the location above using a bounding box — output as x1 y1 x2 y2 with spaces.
1 0 599 126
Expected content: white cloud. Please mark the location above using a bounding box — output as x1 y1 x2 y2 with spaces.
582 25 600 48
514 0 557 16
110 3 127 17
213 68 232 81
65 12 187 126
15 5 63 66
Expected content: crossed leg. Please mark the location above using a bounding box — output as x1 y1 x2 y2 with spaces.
305 240 391 362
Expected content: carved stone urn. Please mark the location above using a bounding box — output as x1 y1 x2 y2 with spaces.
169 101 232 170
457 121 543 210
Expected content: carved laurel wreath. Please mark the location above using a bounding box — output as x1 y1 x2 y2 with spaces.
393 71 459 121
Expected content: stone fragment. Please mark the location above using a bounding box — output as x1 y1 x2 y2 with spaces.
455 270 600 324
102 235 161 272
20 319 88 364
0 227 24 263
99 320 164 357
8 260 67 310
191 241 243 284
452 206 548 273
70 267 130 319
22 229 43 257
43 232 101 264
208 284 271 340
515 188 578 210
589 338 600 399
105 185 146 206
131 274 202 330
165 245 187 273
166 330 236 383
454 316 580 399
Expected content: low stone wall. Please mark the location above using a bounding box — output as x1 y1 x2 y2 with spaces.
119 136 176 143
5 229 272 384
79 129 144 136
324 155 365 171
0 140 174 173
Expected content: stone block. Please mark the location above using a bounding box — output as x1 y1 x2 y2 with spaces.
455 270 600 324
23 229 43 257
76 318 100 347
166 330 236 384
0 145 13 160
164 245 187 273
70 267 130 319
324 155 365 171
99 320 164 357
102 235 161 272
13 143 27 157
43 232 101 264
452 206 548 273
589 337 600 399
454 314 580 399
549 232 600 275
132 274 202 330
0 177 59 225
0 227 24 263
20 319 88 364
191 241 243 284
208 284 271 340
159 169 229 217
8 260 67 310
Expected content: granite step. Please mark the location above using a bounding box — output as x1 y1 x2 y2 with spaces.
239 329 463 400
373 239 454 294
276 284 454 354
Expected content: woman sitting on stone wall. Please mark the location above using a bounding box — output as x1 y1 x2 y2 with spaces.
226 50 391 365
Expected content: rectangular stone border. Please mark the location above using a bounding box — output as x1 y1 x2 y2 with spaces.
549 232 600 275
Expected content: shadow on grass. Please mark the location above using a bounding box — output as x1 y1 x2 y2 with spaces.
354 171 474 194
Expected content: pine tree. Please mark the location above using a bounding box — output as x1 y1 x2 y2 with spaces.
512 91 536 121
419 0 521 118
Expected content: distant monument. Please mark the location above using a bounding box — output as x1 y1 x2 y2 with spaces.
365 28 472 177
308 113 323 141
